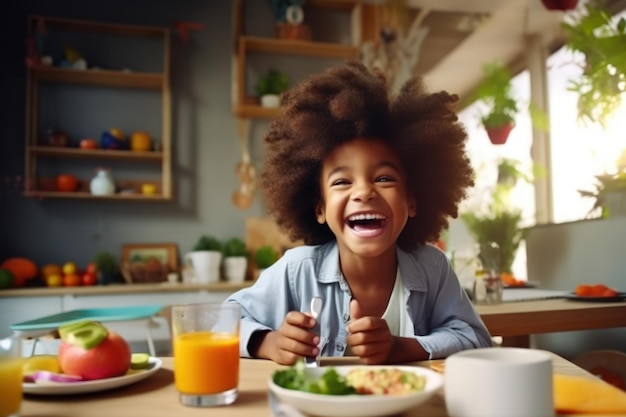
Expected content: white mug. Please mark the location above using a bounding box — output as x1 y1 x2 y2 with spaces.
184 251 222 284
445 347 554 417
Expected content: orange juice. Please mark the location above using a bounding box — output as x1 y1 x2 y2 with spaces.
173 331 239 395
0 356 23 416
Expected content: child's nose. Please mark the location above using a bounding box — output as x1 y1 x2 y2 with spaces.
351 181 376 201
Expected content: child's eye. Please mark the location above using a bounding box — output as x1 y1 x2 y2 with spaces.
331 179 350 186
376 175 395 183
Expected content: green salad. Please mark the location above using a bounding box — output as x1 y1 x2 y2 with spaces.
272 360 356 395
272 360 427 396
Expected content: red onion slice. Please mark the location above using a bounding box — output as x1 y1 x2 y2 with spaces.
32 370 83 383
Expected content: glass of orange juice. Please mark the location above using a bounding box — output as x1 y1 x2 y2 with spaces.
171 303 240 407
0 336 23 417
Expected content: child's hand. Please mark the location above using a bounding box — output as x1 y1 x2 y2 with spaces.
264 311 320 365
346 299 392 364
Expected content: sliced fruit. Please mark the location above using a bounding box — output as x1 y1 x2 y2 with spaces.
59 320 96 340
130 353 151 369
23 355 61 375
32 370 83 383
64 323 108 349
554 373 626 413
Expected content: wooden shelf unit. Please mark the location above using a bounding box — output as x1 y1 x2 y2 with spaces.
232 0 379 119
25 16 172 201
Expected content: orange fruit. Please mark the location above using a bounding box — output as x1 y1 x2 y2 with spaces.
130 131 152 151
62 273 81 287
1 258 38 287
575 284 592 296
41 263 62 279
591 284 609 296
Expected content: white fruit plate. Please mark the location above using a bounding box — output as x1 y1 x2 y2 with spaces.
23 357 162 395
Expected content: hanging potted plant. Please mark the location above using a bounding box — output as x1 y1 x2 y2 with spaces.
255 68 290 108
561 2 626 128
472 62 519 145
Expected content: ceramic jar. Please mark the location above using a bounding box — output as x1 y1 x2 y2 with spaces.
90 168 115 196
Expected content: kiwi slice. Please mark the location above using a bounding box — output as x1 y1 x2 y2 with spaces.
63 322 108 349
130 353 151 369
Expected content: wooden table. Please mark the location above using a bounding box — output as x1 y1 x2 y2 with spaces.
476 298 626 347
21 354 596 417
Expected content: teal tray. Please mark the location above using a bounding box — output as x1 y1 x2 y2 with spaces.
11 305 164 331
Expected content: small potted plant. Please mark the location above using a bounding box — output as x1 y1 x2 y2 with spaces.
93 251 119 285
255 68 289 108
184 235 223 284
472 61 519 145
222 237 248 283
253 245 279 279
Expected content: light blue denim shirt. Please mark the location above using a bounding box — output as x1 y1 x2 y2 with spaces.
225 241 492 359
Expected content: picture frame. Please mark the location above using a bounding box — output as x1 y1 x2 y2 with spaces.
121 243 179 282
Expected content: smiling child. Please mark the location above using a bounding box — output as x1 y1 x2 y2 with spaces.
225 61 492 365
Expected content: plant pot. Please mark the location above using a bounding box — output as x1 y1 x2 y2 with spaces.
485 122 514 145
260 94 281 108
183 250 222 284
541 0 578 11
223 256 248 283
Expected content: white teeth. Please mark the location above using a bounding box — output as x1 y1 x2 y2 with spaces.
348 213 386 221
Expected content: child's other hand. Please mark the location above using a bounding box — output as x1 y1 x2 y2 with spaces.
266 311 319 365
346 299 392 364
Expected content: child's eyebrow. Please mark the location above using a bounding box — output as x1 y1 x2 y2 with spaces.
326 161 402 180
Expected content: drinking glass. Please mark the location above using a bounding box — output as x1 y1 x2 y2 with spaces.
0 336 23 417
171 303 240 407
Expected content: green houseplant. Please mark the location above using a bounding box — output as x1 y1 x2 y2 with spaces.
472 62 519 145
561 2 626 128
185 235 223 284
93 251 118 285
461 158 532 276
253 245 279 279
255 69 289 108
222 237 249 282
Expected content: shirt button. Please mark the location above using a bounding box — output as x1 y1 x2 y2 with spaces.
343 314 350 322
336 343 344 351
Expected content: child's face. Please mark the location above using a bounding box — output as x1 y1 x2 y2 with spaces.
316 138 416 258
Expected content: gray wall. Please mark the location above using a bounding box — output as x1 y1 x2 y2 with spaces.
0 1 296 268
525 217 626 359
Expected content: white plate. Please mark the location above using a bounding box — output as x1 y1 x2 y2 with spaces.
23 357 162 395
268 365 443 417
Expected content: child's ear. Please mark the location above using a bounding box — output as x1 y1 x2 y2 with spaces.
408 196 417 218
315 202 326 224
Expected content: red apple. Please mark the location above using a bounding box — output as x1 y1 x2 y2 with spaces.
80 138 98 149
58 328 131 380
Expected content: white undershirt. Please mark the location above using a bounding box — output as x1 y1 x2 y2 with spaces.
381 268 414 337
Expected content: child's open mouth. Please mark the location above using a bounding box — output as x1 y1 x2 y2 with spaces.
347 213 387 234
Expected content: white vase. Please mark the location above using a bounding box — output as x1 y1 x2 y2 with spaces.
90 168 115 196
223 257 248 282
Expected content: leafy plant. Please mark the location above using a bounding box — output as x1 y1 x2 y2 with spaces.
254 245 279 269
223 237 248 257
561 2 626 128
579 173 626 218
93 251 118 274
472 61 519 128
193 235 222 252
461 158 533 274
255 69 289 97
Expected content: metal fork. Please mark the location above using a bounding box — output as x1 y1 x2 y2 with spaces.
304 296 323 368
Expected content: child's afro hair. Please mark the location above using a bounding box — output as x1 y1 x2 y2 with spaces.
260 61 474 251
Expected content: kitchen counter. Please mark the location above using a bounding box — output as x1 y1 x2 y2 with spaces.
0 281 252 298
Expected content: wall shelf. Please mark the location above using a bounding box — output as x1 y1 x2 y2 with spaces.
25 16 172 201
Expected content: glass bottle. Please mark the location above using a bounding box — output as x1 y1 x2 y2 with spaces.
473 241 503 305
